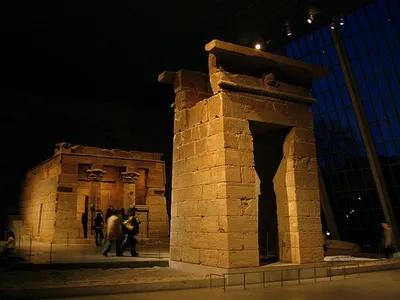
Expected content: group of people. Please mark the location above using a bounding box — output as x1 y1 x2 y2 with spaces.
88 205 141 257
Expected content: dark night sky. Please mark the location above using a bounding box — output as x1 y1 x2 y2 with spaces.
0 0 374 226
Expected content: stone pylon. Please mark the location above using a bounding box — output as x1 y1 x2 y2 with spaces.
159 40 328 270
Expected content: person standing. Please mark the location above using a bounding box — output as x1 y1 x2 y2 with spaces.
81 212 88 238
382 222 394 259
103 209 122 257
94 210 104 246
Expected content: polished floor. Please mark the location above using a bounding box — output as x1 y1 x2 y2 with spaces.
14 239 169 264
51 269 400 300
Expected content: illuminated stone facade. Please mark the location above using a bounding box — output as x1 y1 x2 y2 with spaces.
159 40 328 269
17 143 169 243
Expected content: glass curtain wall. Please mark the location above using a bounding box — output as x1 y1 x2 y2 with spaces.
284 0 400 251
339 0 400 230
285 26 383 251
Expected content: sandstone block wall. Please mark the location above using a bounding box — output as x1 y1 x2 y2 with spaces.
20 156 61 242
170 94 259 268
161 40 328 269
17 144 169 243
275 128 323 263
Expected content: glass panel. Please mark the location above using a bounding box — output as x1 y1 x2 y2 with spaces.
372 100 387 119
364 101 377 122
388 0 400 16
376 0 390 20
383 21 397 43
348 14 359 33
366 4 380 24
389 119 400 139
356 8 369 30
344 38 357 58
370 123 383 143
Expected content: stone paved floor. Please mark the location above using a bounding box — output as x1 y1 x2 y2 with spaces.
14 240 169 264
50 269 400 300
0 267 206 290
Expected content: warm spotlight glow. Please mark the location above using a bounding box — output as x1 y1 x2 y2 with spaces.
255 43 261 50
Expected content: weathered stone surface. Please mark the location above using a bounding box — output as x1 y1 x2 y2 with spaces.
18 144 169 243
161 40 326 268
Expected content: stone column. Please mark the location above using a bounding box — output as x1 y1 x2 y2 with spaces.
86 168 106 230
275 128 323 264
121 171 140 210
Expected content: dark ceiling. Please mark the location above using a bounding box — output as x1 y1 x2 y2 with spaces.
1 0 375 107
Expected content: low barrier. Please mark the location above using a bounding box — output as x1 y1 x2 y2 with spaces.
210 262 400 291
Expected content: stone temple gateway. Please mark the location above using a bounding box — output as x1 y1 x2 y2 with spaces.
159 40 329 270
15 143 169 244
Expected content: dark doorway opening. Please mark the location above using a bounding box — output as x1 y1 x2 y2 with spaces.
250 121 290 264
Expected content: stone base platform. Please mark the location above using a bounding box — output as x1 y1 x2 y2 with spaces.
170 258 400 286
1 258 399 299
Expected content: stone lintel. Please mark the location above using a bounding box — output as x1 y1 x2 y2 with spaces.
158 69 212 94
205 39 328 81
218 79 316 105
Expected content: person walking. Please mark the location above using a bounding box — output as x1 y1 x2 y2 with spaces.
119 207 140 257
382 222 394 259
94 210 104 246
102 209 122 257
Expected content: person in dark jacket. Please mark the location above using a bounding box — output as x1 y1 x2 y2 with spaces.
81 212 88 238
105 206 114 223
118 209 140 257
94 210 104 246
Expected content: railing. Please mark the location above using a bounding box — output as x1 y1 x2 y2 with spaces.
210 263 366 291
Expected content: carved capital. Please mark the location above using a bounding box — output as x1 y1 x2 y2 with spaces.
121 171 140 184
86 169 106 182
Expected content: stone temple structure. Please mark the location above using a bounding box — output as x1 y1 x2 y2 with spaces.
15 143 169 243
159 40 329 270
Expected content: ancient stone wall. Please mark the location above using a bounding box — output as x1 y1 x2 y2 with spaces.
170 94 259 268
161 40 328 269
18 144 169 243
20 156 61 242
